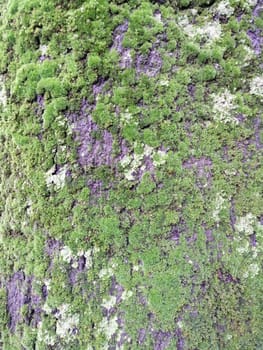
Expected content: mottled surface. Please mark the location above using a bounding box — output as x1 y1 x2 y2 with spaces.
0 0 262 349
7 272 42 332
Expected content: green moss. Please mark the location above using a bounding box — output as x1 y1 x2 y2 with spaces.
0 0 262 348
37 77 68 98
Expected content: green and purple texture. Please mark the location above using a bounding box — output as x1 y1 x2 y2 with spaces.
0 0 262 349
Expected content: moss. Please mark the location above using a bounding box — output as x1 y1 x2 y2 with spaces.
36 77 68 98
196 65 217 82
0 0 262 348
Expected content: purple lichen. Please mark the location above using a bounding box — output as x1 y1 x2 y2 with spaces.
205 229 214 243
183 156 213 188
175 328 185 350
138 328 147 345
69 254 87 286
247 29 263 55
111 21 132 69
250 233 257 247
217 269 239 284
135 49 162 77
254 116 262 150
183 156 212 174
6 271 25 332
68 97 129 172
170 226 181 245
45 238 62 271
109 277 125 304
71 113 114 168
45 237 62 257
36 94 44 112
247 1 263 55
236 139 255 162
187 84 195 99
6 272 42 332
93 77 107 98
152 330 172 350
169 219 187 245
24 280 42 327
253 0 263 17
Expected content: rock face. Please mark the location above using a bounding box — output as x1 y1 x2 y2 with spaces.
0 0 262 349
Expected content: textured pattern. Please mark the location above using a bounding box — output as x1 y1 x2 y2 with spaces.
0 0 262 349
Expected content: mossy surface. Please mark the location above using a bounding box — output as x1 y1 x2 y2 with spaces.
0 0 262 349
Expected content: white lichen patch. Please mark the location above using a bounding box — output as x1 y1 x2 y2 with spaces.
60 246 73 263
177 321 184 329
251 246 258 259
212 192 226 222
121 143 166 180
45 165 68 190
216 1 234 17
44 278 51 291
99 267 114 278
144 145 154 156
98 315 119 340
81 249 93 268
42 302 52 314
179 16 222 45
99 261 116 279
250 76 263 98
56 314 79 339
212 89 238 124
159 79 169 87
120 111 133 125
40 45 48 55
122 152 144 181
242 45 255 67
55 304 79 341
37 322 56 346
133 264 140 272
60 246 99 268
235 213 256 236
121 290 133 301
243 263 260 279
26 199 33 216
0 75 7 108
152 150 167 166
236 240 250 254
102 295 117 309
247 0 258 6
154 11 163 23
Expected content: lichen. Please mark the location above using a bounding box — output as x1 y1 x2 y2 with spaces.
98 315 119 340
212 192 226 223
56 305 79 341
215 1 234 18
0 0 262 349
0 75 7 108
212 89 238 124
45 165 68 190
250 76 263 98
179 17 222 45
235 213 256 236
